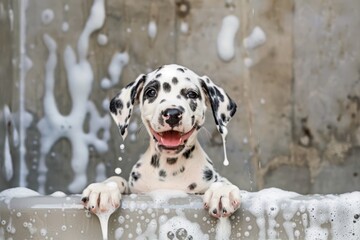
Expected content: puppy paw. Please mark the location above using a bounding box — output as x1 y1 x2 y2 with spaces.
81 181 122 214
203 182 241 218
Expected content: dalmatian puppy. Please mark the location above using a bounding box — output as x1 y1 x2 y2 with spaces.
82 64 241 218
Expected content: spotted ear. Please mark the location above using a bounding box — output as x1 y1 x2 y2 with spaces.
200 76 237 134
109 74 146 140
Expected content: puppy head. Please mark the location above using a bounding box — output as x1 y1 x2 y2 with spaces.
109 64 236 155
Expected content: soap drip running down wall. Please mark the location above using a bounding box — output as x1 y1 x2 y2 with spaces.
0 0 360 194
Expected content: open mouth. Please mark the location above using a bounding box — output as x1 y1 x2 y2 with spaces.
149 126 196 149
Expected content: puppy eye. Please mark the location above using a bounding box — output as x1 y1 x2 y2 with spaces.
145 88 157 98
186 90 199 99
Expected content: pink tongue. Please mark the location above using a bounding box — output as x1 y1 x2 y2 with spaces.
160 131 182 147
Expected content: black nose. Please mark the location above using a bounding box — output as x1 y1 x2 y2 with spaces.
162 108 182 127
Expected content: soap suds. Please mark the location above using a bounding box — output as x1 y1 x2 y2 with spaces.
101 52 129 89
217 15 239 61
41 9 54 25
148 20 157 40
221 126 229 166
37 0 110 194
61 22 69 32
159 216 209 240
243 26 266 50
19 0 33 188
97 33 108 46
215 217 231 240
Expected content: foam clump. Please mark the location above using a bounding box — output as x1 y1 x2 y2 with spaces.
217 15 239 61
0 187 41 199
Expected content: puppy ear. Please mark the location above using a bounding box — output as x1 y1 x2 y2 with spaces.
199 76 237 135
109 74 146 140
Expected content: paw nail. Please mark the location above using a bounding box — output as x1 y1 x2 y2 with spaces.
223 208 227 214
81 197 89 203
212 209 217 215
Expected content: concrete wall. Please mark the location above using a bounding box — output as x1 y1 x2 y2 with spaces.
0 0 359 194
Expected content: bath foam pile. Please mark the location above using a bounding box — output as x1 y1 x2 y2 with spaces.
0 187 360 239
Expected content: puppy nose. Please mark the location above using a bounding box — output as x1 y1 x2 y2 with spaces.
162 108 182 127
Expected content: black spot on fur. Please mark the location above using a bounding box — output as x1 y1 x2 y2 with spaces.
221 113 226 123
151 154 160 168
159 170 167 178
130 75 146 104
167 158 178 165
203 167 213 181
200 79 220 126
227 96 237 117
135 163 141 168
131 171 141 181
206 157 213 165
188 183 197 191
160 99 166 104
118 124 128 136
214 86 225 102
191 115 195 126
177 95 181 99
156 73 162 78
172 77 178 85
158 113 165 126
180 166 185 172
185 77 191 81
126 101 130 108
109 98 123 115
189 100 197 112
163 82 171 93
183 145 195 159
177 68 185 73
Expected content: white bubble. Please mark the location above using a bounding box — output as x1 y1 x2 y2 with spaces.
115 168 122 175
120 144 125 150
62 22 69 32
118 157 123 161
61 225 67 231
40 228 47 236
97 34 108 46
41 9 54 25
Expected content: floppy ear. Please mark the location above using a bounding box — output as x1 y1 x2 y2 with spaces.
109 74 146 140
199 76 237 135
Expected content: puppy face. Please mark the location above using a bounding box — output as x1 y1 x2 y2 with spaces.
139 65 206 154
109 64 237 156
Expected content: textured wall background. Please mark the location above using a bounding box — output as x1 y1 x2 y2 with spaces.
0 0 359 194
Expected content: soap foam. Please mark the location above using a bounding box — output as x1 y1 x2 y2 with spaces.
217 15 239 61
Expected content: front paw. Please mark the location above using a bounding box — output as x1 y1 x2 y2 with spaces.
81 181 122 214
203 182 241 218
